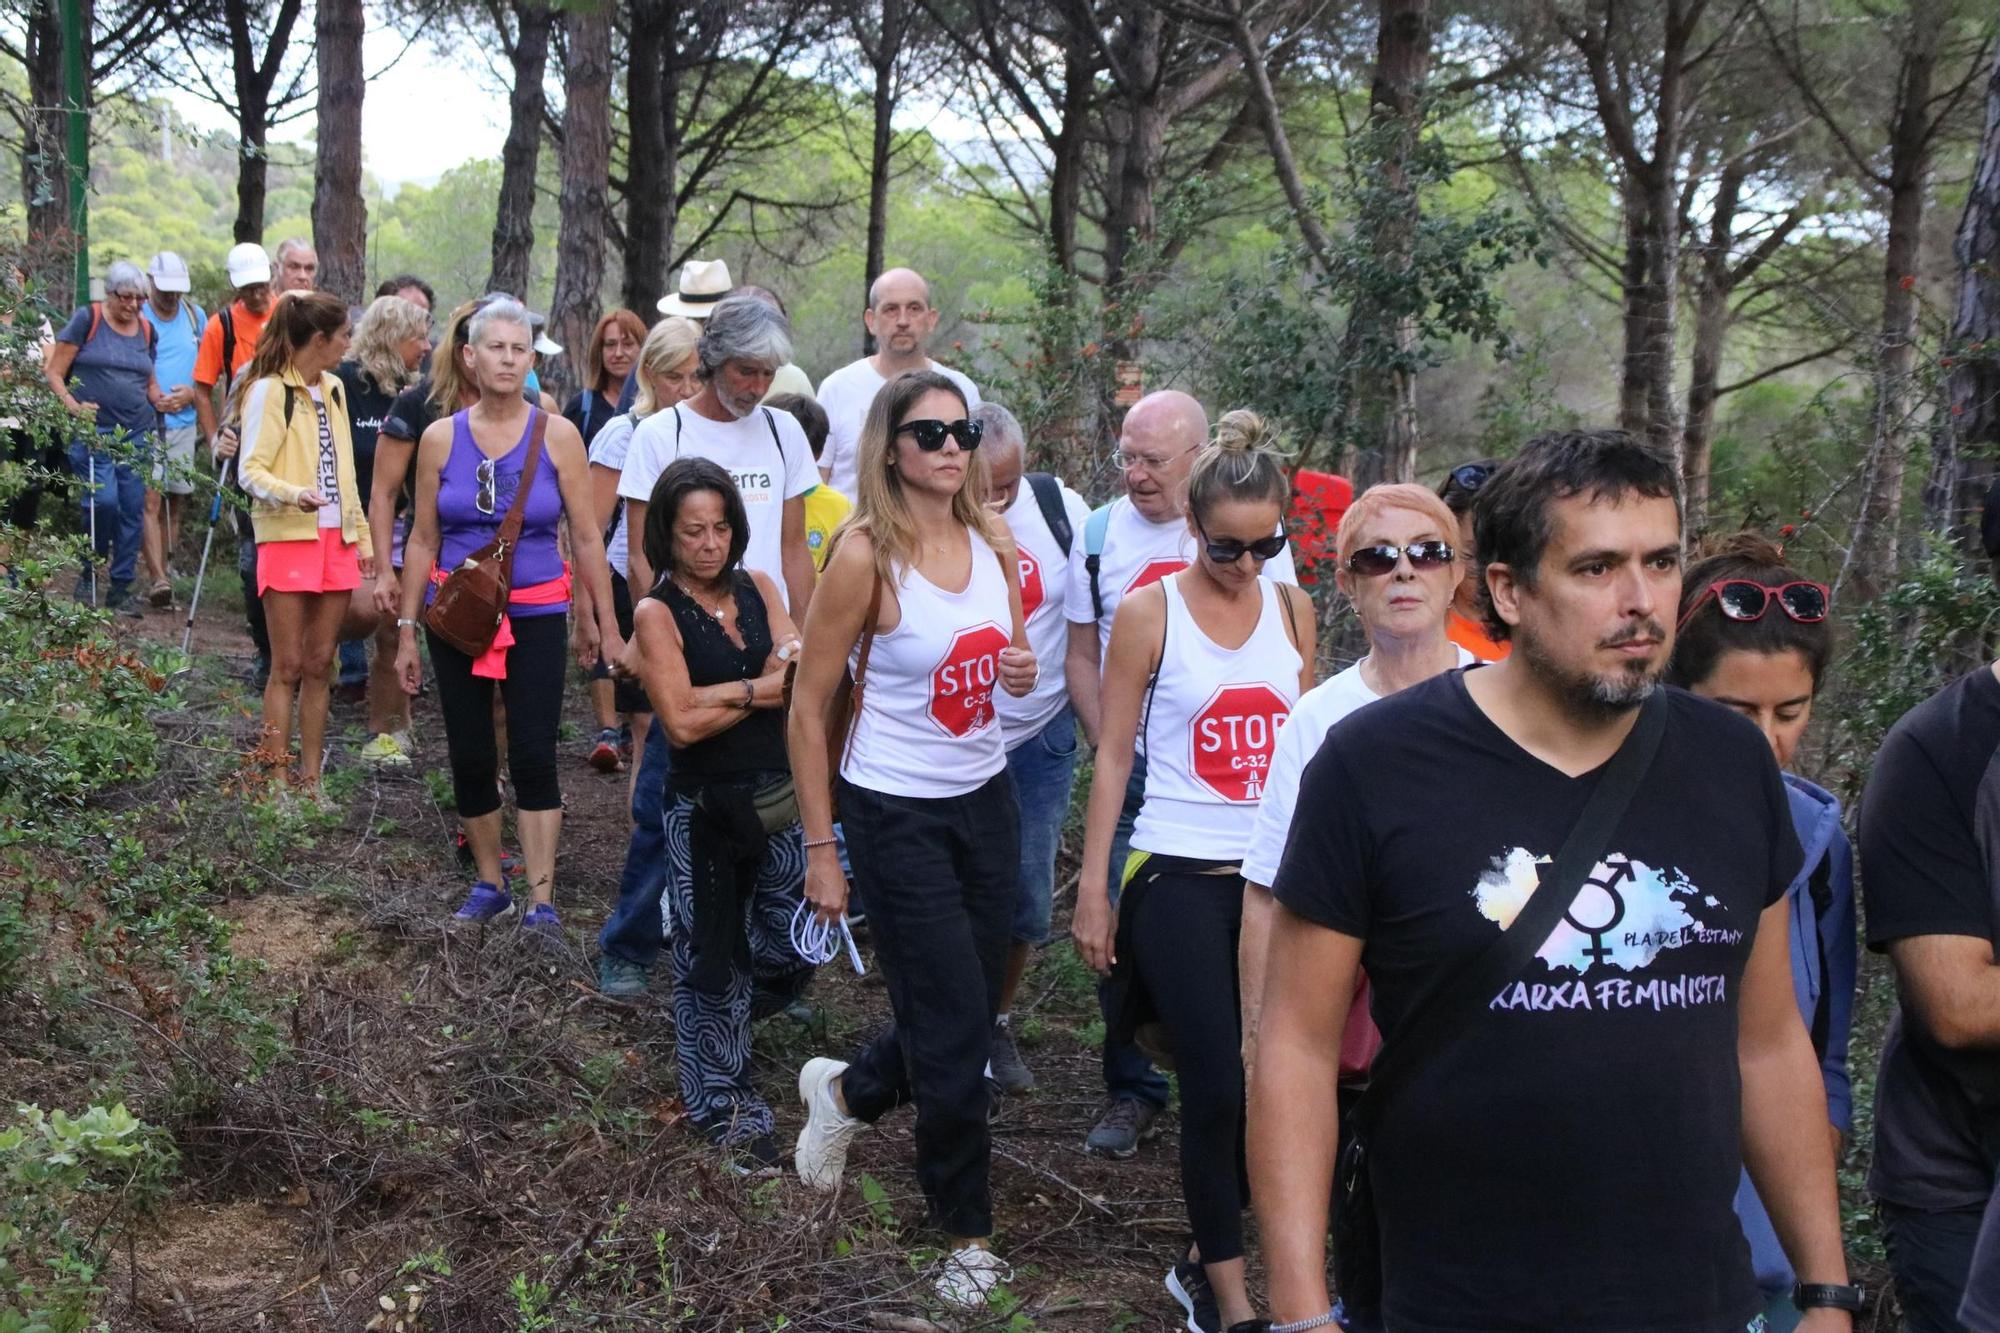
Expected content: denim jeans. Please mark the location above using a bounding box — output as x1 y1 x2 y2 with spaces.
1004 705 1079 945
838 771 1020 1240
69 437 146 590
1100 752 1171 1109
598 717 672 969
337 638 368 687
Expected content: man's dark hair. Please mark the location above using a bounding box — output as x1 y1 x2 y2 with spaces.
766 392 829 459
644 456 750 584
377 273 436 310
1473 429 1682 642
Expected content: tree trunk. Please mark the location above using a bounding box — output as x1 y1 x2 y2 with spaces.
310 0 367 304
23 0 72 289
1682 163 1745 527
1100 3 1166 368
546 0 612 403
233 104 268 243
620 0 671 319
486 0 553 301
861 0 907 355
1046 30 1091 278
1843 5 1942 603
1616 172 1651 435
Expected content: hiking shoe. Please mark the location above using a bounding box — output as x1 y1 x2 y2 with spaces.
1084 1097 1162 1159
990 1016 1034 1094
794 1057 863 1192
597 955 650 999
147 578 174 607
934 1245 1011 1310
359 732 412 767
451 881 514 924
1167 1254 1221 1333
521 902 562 943
588 727 622 772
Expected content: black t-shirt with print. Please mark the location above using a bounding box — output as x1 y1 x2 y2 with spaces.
1861 663 2000 1214
335 361 398 504
1272 671 1799 1333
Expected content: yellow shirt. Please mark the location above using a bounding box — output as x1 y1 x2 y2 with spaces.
803 483 852 571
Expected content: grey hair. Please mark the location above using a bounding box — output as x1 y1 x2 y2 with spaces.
466 296 532 345
696 294 794 380
971 401 1025 462
104 260 146 295
275 237 315 263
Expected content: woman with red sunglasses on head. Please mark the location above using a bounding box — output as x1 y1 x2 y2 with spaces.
1666 531 1852 1333
1075 409 1316 1333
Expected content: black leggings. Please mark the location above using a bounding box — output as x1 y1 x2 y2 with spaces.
1130 863 1249 1264
427 613 567 817
4 426 68 530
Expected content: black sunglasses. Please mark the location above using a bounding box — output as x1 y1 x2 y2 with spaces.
896 418 983 451
1197 520 1288 565
1448 463 1492 493
1346 540 1455 576
1677 579 1828 633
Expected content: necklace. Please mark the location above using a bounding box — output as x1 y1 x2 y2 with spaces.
673 576 732 623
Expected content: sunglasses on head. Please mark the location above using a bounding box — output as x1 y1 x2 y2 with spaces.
1676 579 1829 633
895 418 983 451
1346 540 1455 576
1196 520 1288 565
1448 462 1492 494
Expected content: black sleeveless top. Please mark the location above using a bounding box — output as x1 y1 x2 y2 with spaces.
652 570 787 785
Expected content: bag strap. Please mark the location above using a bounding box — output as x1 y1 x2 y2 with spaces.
1351 690 1668 1137
1027 472 1072 557
840 570 886 771
493 409 549 565
1084 501 1114 621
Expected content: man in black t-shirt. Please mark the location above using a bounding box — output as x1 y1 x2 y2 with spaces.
1861 664 2000 1332
1252 430 1856 1332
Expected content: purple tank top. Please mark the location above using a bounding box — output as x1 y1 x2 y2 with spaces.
432 408 567 616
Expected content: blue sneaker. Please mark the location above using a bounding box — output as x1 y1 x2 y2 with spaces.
521 902 562 943
451 881 513 923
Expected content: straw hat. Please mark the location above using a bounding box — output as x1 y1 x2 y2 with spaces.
656 258 733 319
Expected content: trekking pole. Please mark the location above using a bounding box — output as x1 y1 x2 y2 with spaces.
179 454 232 662
85 444 99 607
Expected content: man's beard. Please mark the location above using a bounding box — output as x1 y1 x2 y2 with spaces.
715 386 758 420
1513 616 1664 720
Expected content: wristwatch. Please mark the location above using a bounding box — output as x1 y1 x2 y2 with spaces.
1792 1282 1866 1312
396 617 418 630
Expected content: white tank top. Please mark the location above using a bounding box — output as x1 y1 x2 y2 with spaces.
841 530 1012 799
1130 575 1302 861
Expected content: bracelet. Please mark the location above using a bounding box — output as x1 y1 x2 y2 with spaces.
396 617 418 630
1271 1313 1339 1333
740 678 755 709
803 836 838 850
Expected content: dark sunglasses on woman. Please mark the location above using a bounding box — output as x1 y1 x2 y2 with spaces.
1346 540 1455 576
895 418 984 451
1676 579 1829 633
1196 520 1288 565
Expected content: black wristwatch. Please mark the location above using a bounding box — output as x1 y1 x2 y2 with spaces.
1792 1282 1866 1312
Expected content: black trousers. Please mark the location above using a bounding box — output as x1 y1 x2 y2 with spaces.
1129 862 1250 1264
427 613 567 817
837 771 1020 1240
4 426 68 530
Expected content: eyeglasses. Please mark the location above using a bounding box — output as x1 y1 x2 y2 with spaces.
896 418 983 451
1197 520 1288 565
107 290 144 302
1346 541 1455 576
1676 579 1828 633
476 458 496 516
1111 445 1194 474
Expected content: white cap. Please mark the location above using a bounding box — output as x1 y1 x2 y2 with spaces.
146 251 191 293
657 258 732 319
225 242 272 288
534 332 563 356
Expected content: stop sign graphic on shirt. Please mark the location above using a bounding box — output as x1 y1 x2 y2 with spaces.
1125 557 1188 595
1189 683 1292 802
928 622 1011 738
1017 546 1045 620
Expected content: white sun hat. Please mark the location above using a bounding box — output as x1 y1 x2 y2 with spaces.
656 258 733 319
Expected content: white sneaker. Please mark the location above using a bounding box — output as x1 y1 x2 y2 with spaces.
934 1244 1011 1310
794 1057 863 1192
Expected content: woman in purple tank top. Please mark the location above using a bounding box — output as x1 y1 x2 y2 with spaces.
396 297 623 940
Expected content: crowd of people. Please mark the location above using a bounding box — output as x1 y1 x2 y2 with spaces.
11 240 2000 1332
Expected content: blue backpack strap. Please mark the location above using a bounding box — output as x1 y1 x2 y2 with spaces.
1084 501 1114 623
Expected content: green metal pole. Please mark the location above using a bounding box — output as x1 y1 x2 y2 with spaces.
59 0 87 306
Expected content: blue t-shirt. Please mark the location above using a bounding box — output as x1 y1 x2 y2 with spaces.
143 298 205 430
55 305 157 439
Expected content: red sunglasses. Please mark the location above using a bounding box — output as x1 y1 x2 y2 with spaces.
1676 579 1829 633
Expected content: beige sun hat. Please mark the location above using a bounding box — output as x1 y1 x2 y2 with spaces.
656 258 733 319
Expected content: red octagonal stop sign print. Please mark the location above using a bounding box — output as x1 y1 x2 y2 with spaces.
1190 682 1292 802
1125 557 1187 595
929 621 1011 738
1017 546 1045 620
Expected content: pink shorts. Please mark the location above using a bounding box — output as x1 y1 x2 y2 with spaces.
257 528 362 596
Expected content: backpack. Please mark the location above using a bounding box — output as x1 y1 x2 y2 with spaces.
1025 472 1073 558
84 302 157 355
219 307 238 389
1083 501 1115 622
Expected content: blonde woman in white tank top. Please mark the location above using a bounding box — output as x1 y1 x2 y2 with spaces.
1076 411 1316 1333
785 370 1035 1310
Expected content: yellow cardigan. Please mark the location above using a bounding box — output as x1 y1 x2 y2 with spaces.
237 368 371 548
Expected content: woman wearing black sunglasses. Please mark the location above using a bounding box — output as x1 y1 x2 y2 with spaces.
1075 409 1315 1333
396 297 625 940
1667 532 1853 1333
787 368 1036 1310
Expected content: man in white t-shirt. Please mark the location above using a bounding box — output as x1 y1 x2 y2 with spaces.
816 267 980 495
597 295 817 1001
976 403 1091 1097
1061 388 1300 1159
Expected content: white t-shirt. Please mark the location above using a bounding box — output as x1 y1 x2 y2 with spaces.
815 356 981 497
617 402 816 608
996 475 1090 748
1238 649 1475 888
587 411 639 577
1064 495 1300 659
